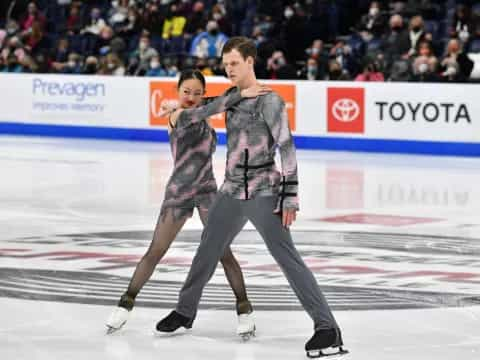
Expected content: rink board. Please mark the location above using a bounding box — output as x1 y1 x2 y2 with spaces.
0 73 479 156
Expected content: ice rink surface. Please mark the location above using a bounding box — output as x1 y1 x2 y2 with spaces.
1 135 479 360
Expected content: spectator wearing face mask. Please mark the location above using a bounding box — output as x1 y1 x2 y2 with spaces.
406 16 428 58
100 52 125 76
190 20 228 58
81 7 107 55
305 39 328 79
251 26 267 47
283 4 310 63
440 38 474 82
95 25 125 57
410 55 440 82
253 14 275 41
210 3 230 35
129 35 158 75
81 7 107 37
299 57 323 81
52 52 82 74
108 0 129 27
358 1 387 38
267 50 297 79
4 19 20 37
382 14 410 63
327 59 351 81
161 56 179 77
450 4 473 46
146 55 167 77
116 7 141 40
355 57 385 81
329 40 360 78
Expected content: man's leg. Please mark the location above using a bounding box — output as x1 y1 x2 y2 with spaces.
175 193 248 320
245 196 338 331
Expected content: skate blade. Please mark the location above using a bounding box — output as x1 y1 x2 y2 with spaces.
306 347 349 358
238 330 256 342
105 318 127 335
154 327 192 337
239 332 254 341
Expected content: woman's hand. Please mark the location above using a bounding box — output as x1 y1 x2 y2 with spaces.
241 83 272 98
158 99 179 117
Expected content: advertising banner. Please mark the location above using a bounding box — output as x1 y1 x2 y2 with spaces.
149 79 296 130
1 73 479 155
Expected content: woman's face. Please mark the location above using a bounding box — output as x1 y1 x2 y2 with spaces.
419 43 431 56
177 78 204 108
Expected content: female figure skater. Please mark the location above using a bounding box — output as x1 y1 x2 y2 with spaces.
106 69 270 335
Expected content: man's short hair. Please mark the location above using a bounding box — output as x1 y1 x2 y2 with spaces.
221 36 257 61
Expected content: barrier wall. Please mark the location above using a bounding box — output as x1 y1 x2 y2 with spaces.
0 73 479 156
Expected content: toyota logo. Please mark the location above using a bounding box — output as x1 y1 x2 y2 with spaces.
332 98 360 122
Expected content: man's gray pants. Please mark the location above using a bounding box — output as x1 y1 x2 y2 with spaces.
176 193 339 330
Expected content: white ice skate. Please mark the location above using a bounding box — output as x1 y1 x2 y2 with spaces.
237 312 256 341
106 307 130 334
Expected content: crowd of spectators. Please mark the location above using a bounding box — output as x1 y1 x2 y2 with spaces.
0 0 478 82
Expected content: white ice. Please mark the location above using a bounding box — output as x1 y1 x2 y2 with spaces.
1 135 480 360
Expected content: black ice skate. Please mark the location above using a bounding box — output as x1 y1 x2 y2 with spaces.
155 310 193 333
305 328 348 358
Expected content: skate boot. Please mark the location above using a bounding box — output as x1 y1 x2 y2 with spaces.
155 310 193 333
236 300 255 341
305 328 348 358
106 293 135 334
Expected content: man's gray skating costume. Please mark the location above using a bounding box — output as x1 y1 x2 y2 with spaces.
175 88 339 332
160 91 243 221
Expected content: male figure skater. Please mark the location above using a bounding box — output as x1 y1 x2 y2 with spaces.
156 37 347 357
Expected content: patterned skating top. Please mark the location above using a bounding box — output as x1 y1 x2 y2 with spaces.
160 90 243 218
219 88 299 212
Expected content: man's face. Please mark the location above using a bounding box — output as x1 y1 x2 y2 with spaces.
448 40 460 54
222 49 253 86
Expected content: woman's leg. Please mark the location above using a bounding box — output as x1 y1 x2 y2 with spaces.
125 208 191 299
198 207 251 313
106 208 192 331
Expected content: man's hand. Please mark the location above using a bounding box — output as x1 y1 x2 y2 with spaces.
158 100 179 117
282 208 297 228
240 83 271 98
